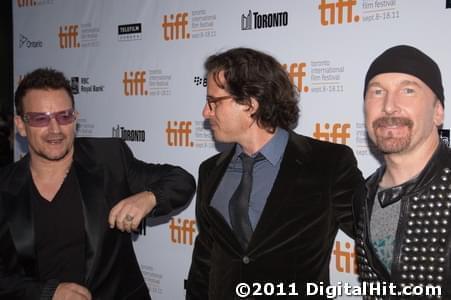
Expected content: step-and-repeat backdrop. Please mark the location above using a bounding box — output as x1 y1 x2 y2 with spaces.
13 0 451 298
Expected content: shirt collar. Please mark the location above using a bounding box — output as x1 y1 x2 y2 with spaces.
233 128 289 166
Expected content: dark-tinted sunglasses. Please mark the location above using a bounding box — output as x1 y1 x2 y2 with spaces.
22 108 77 127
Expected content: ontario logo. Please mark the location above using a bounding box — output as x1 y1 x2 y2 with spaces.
19 34 43 48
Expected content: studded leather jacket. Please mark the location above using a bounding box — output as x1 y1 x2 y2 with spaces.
355 142 451 300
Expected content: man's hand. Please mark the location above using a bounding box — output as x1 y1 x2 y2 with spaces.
53 282 91 300
108 191 156 232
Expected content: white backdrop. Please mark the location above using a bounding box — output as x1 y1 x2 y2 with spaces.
13 0 451 298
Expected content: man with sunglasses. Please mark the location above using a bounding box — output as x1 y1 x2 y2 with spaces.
186 48 364 299
0 68 196 299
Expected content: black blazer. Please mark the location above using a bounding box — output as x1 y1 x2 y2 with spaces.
187 131 364 299
0 138 195 300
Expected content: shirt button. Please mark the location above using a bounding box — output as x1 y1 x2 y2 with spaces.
242 256 250 264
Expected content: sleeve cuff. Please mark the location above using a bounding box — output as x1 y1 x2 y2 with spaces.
40 279 60 300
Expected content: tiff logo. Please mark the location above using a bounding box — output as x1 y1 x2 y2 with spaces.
169 218 197 245
59 25 80 48
123 71 148 96
318 0 359 26
282 63 309 93
332 241 357 274
162 12 190 41
313 123 350 144
17 0 36 7
166 121 193 147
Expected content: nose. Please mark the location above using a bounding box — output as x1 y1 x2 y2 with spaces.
47 117 62 133
202 103 212 119
382 92 399 115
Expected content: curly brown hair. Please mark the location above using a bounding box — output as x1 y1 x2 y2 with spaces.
205 47 299 132
15 68 74 116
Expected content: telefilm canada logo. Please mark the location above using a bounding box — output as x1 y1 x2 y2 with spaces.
241 10 288 30
118 23 142 41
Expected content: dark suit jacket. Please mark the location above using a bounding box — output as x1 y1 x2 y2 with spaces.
186 131 364 299
0 138 195 300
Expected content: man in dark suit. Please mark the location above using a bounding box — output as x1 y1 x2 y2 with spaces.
186 48 364 299
0 68 196 299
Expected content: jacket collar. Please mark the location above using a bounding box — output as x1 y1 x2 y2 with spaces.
368 142 450 208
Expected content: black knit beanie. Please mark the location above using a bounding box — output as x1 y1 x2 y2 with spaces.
364 45 444 106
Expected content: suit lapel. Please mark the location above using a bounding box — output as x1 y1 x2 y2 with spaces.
3 157 36 265
73 141 109 284
249 132 311 250
202 147 244 250
204 148 235 206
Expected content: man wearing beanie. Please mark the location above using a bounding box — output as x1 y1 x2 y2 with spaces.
355 45 450 299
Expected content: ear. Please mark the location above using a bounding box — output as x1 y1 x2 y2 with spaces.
433 100 444 127
248 97 259 115
14 115 27 137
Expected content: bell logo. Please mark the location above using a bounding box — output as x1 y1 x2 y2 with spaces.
332 241 357 274
123 71 148 96
166 121 193 147
318 0 359 26
58 25 80 48
313 123 350 145
17 0 36 7
161 12 190 41
169 218 197 245
282 63 309 93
